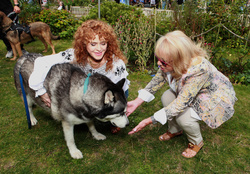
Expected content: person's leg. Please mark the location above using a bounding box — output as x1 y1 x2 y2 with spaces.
2 37 12 51
162 1 166 9
161 89 182 133
176 108 203 158
176 108 203 145
0 31 13 58
159 89 183 141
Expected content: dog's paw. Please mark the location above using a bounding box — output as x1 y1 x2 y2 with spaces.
70 149 83 159
30 117 38 126
92 133 106 140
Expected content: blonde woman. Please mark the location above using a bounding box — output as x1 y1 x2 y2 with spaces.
126 30 237 158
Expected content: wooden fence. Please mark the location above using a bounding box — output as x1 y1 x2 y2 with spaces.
69 6 174 19
70 6 93 18
141 8 174 18
50 6 250 26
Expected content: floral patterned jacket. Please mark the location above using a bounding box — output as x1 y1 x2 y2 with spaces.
143 57 237 129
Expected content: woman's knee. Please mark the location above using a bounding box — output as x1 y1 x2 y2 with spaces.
161 89 176 107
176 109 199 129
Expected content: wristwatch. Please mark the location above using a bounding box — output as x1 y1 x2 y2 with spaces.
150 116 157 125
14 3 20 7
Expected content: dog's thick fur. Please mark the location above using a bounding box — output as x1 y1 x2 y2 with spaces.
0 11 59 60
14 53 129 159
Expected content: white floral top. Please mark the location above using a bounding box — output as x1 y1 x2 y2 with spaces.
29 48 130 97
138 57 237 129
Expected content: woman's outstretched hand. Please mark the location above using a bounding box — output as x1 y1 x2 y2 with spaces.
128 117 152 135
126 98 144 117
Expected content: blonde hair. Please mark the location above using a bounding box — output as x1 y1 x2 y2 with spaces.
155 30 208 79
73 20 127 71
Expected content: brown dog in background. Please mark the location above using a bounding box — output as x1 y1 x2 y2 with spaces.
0 11 59 60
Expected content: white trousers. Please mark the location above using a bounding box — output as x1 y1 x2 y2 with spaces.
161 89 203 145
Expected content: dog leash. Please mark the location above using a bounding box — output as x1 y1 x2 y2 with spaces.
6 12 35 42
19 73 32 129
83 73 92 94
7 12 18 24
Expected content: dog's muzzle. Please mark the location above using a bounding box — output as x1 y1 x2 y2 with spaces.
110 115 129 128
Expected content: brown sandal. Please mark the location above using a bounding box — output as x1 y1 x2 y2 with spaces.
182 141 204 158
159 130 183 141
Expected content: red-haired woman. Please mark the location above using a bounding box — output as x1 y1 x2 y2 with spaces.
29 20 130 133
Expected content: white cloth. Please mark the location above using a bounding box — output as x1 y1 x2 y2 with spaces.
29 48 130 97
166 72 176 92
153 108 167 125
138 89 155 102
137 71 201 125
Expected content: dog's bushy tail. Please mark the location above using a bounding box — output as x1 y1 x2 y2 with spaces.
13 53 43 96
51 34 60 40
13 56 28 96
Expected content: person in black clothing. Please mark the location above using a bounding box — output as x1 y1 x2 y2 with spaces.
177 0 183 5
0 0 28 58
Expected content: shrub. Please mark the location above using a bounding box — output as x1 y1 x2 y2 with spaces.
204 0 249 48
114 14 155 71
130 17 155 71
113 14 134 62
62 0 95 7
207 46 250 85
18 2 41 24
32 9 82 39
82 1 143 26
155 12 174 37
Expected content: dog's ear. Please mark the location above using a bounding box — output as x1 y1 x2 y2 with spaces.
116 78 125 89
0 12 12 27
104 90 114 106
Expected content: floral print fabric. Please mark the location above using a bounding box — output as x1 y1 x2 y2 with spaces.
144 57 237 129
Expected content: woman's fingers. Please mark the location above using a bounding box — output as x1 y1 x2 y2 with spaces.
40 93 51 108
128 118 152 135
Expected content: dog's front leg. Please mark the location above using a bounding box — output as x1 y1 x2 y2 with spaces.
9 42 18 61
61 121 83 159
16 42 23 58
86 121 106 140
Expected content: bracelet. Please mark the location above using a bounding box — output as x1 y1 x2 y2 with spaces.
150 116 157 125
14 3 20 7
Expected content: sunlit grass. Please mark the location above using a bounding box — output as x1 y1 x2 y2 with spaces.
0 40 249 173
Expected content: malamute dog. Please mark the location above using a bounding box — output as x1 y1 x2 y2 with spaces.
14 53 129 159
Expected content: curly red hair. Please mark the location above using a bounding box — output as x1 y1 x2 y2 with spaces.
73 20 127 71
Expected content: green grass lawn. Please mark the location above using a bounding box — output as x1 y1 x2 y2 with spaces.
0 40 249 173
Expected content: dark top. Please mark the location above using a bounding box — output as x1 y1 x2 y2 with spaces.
0 0 14 15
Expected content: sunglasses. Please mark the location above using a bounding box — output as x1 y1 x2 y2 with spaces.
155 54 172 67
